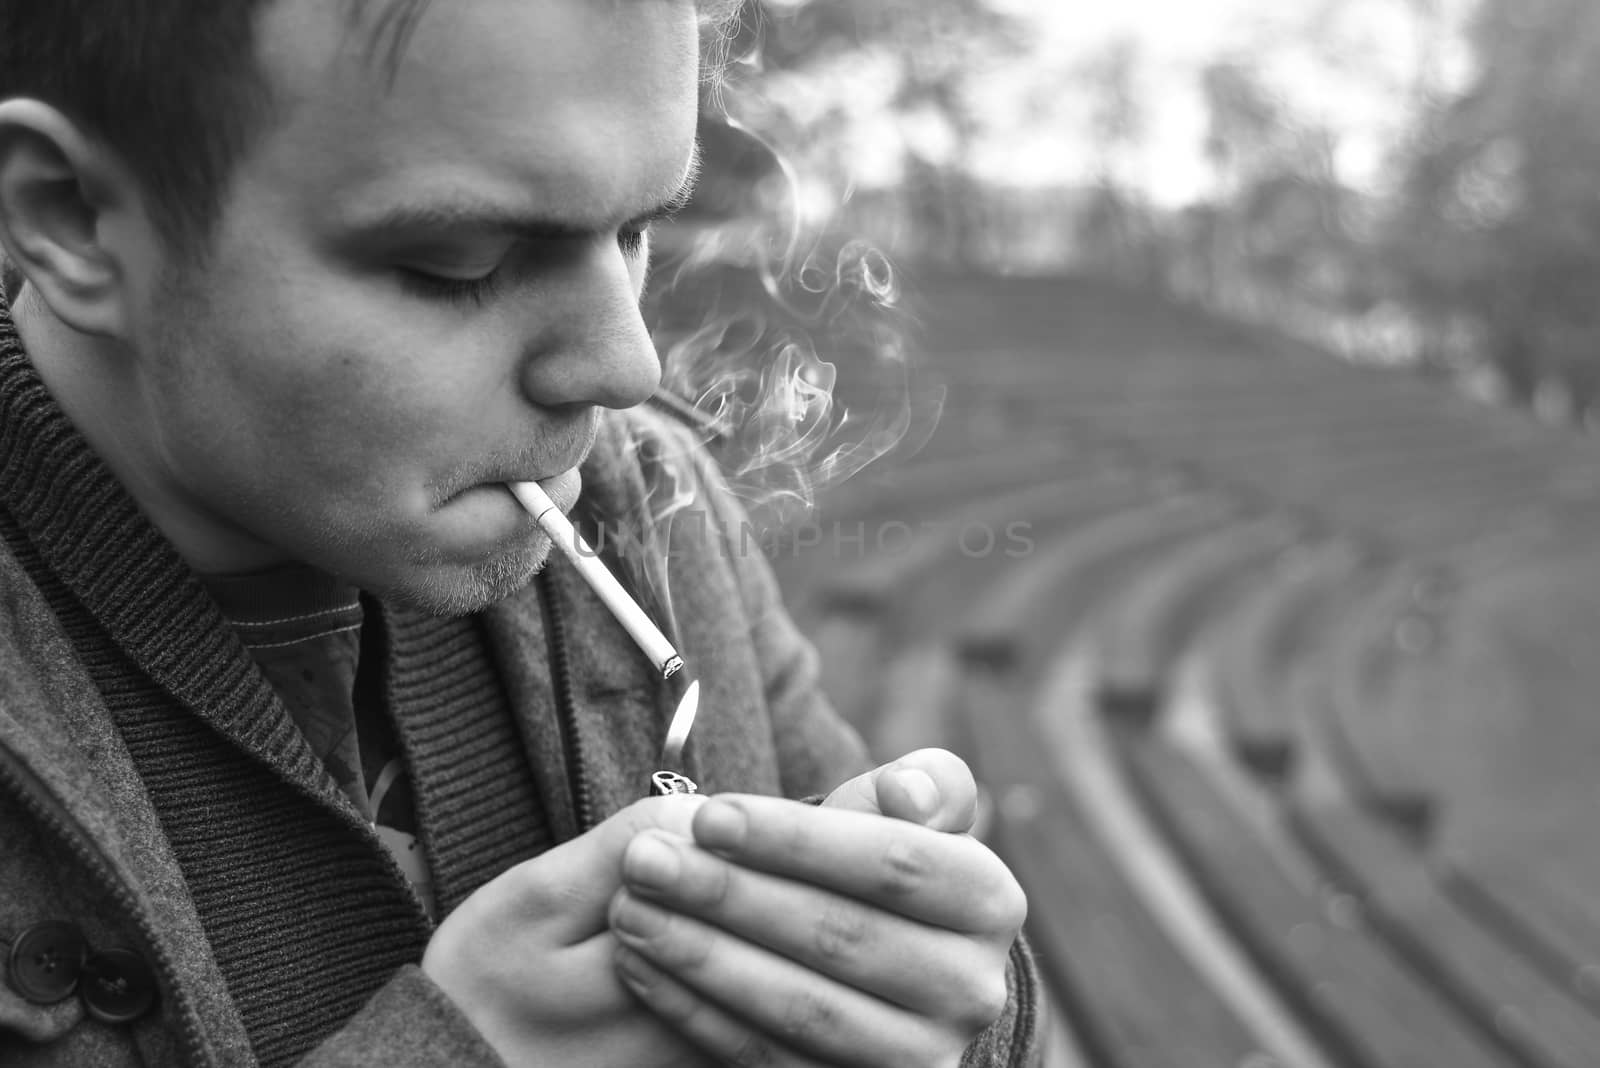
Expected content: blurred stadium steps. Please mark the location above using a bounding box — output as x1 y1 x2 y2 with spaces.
1202 538 1373 783
952 505 1283 1068
1287 803 1600 1068
770 274 1600 1065
801 471 1150 740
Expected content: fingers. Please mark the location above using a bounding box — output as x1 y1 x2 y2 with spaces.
882 749 978 832
612 947 834 1068
502 792 707 943
618 830 1004 1021
426 925 709 1066
610 893 976 1068
690 794 1027 934
821 748 978 834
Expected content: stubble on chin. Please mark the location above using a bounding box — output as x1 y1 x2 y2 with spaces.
379 536 554 618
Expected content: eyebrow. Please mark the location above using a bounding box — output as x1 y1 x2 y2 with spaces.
353 143 704 242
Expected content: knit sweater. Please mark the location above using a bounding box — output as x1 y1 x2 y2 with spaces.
0 309 576 1062
0 295 1041 1067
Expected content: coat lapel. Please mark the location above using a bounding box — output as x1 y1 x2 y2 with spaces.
481 560 669 836
0 555 253 1067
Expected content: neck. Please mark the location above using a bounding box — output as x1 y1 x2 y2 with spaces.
12 284 140 455
11 287 282 573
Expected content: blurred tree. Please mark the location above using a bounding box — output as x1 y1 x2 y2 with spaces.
714 0 1027 266
1074 39 1165 286
1055 0 1484 371
1387 0 1600 411
1201 61 1291 198
1189 58 1366 326
642 0 1015 515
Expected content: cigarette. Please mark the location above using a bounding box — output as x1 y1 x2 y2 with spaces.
508 480 685 681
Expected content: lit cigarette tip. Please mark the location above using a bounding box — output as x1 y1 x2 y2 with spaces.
509 479 686 681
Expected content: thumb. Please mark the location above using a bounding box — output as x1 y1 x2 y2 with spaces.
821 748 978 834
527 793 707 941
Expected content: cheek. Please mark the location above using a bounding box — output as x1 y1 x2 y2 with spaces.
229 284 502 453
169 236 526 489
151 319 414 508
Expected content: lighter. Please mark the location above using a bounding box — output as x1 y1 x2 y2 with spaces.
650 771 698 796
506 479 704 799
650 679 701 796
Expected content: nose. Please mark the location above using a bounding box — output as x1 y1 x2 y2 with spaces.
520 240 662 411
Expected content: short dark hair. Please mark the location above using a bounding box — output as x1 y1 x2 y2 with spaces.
0 0 743 253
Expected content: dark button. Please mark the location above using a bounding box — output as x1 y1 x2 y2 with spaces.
80 948 158 1024
7 921 88 1004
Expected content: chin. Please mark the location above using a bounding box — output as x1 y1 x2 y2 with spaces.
365 539 552 618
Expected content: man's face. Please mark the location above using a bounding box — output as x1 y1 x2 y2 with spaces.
128 0 700 613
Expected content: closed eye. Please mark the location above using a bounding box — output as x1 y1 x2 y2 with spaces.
395 265 504 308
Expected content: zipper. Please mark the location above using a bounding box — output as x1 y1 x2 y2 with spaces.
538 569 595 832
0 742 212 1068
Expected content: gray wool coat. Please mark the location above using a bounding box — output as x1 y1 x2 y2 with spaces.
0 407 1040 1067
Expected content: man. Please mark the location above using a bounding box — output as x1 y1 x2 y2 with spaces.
0 1 1039 1065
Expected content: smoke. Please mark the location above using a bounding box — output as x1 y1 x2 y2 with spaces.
643 115 934 534
658 246 918 516
599 74 942 646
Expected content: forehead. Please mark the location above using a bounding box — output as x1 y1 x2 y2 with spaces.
244 0 701 229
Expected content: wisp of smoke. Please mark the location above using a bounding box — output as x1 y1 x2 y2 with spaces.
646 107 932 521
602 62 941 646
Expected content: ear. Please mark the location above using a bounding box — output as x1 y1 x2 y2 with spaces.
0 100 150 337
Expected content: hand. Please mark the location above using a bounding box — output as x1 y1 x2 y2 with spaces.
819 747 979 833
607 792 1027 1067
422 793 719 1068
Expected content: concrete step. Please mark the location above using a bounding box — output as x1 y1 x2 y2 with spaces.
1440 852 1600 1018
1118 735 1519 1068
1323 568 1442 839
808 468 1146 623
1203 540 1373 781
1265 563 1438 840
1291 803 1600 1068
811 437 1081 522
956 492 1241 677
801 471 1152 740
953 561 1270 1067
1084 512 1306 724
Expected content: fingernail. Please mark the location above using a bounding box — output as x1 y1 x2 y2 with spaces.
694 800 747 850
625 833 680 891
895 768 939 816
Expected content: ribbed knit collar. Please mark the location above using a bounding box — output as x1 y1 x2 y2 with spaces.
0 289 700 826
0 295 351 812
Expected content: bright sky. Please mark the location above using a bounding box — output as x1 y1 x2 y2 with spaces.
960 0 1477 205
755 0 1480 218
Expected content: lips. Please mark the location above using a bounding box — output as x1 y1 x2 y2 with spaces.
433 430 596 507
493 412 598 483
478 435 585 482
513 467 583 517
